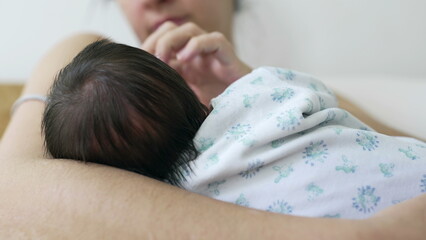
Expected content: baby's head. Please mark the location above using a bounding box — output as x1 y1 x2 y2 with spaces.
42 39 208 185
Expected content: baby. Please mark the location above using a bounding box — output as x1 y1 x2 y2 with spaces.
42 39 208 186
43 40 426 219
183 67 426 219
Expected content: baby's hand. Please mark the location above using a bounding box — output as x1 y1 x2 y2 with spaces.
142 21 252 106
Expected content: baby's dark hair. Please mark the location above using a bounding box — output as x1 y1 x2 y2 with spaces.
42 39 208 186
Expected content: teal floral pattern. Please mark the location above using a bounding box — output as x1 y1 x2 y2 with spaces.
276 69 295 80
399 147 420 160
319 96 326 110
185 67 426 219
243 94 260 108
226 123 251 141
335 155 358 174
239 160 265 179
235 194 250 207
356 132 379 151
303 140 328 166
272 165 294 183
267 200 293 214
306 183 324 201
271 138 286 148
379 163 395 178
250 76 264 85
207 180 226 196
319 111 337 127
276 109 302 131
352 186 381 213
334 127 343 135
196 137 215 152
421 175 426 192
271 88 295 103
204 153 220 169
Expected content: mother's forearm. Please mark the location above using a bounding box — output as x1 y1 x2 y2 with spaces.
0 157 366 240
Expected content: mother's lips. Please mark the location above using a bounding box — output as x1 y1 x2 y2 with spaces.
151 17 188 32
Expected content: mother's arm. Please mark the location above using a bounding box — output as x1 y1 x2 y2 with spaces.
336 93 412 138
0 33 424 239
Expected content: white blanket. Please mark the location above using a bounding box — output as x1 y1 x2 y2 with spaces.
182 67 426 219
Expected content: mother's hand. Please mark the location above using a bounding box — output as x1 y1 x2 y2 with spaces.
142 21 252 106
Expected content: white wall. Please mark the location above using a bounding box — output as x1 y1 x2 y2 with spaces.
1 0 426 83
235 0 426 79
0 0 138 83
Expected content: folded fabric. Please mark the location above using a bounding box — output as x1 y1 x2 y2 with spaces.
182 67 426 219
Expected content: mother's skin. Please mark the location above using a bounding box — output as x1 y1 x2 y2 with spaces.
0 33 425 240
119 0 410 138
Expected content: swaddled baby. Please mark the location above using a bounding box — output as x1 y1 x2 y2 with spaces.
43 40 426 219
182 67 426 219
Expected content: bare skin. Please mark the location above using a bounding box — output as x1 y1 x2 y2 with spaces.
141 21 252 106
0 31 424 240
117 0 234 43
117 0 414 138
1 1 424 238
